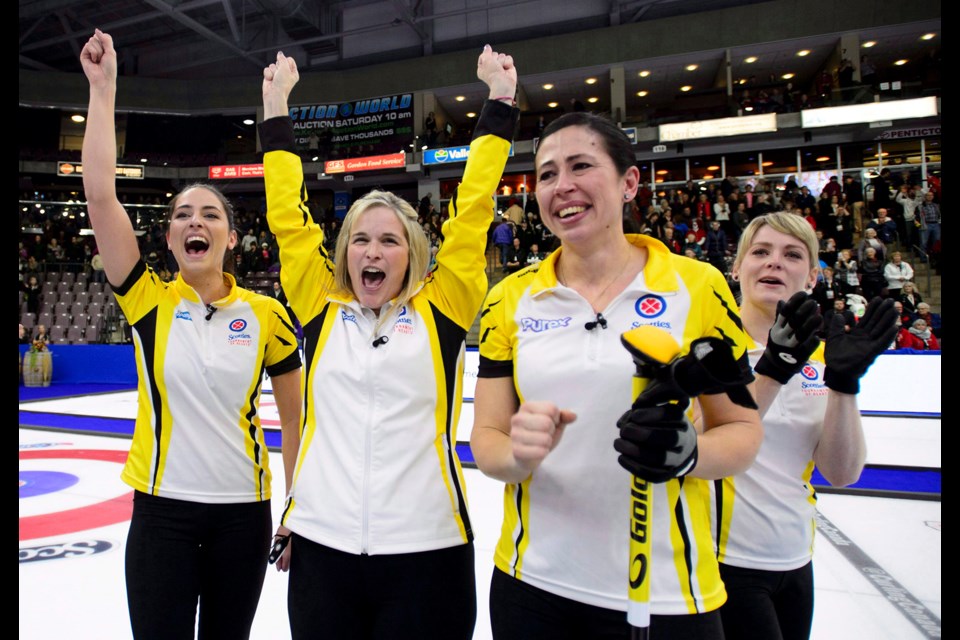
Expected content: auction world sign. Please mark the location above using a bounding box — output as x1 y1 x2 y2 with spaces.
290 93 414 158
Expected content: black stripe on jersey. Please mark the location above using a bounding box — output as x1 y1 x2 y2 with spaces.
301 304 331 438
712 479 724 556
478 355 512 378
511 483 525 575
712 325 736 350
274 309 297 338
298 181 310 227
267 350 301 378
113 260 147 297
132 306 163 492
480 297 502 319
279 495 293 526
430 301 474 541
245 361 267 501
479 326 495 346
673 477 702 613
710 287 744 331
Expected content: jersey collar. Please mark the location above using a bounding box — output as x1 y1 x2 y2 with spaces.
529 234 682 297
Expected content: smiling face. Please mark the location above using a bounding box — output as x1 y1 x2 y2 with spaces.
534 124 638 248
734 225 818 312
346 206 410 314
166 186 236 280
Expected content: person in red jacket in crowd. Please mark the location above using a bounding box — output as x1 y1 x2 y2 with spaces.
897 318 940 350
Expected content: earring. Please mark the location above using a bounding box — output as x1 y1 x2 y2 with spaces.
624 194 631 200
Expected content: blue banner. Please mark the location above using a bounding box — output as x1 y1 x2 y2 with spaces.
423 144 514 166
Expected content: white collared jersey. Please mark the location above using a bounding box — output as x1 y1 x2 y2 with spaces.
478 235 752 614
713 339 827 571
260 100 518 555
114 263 300 503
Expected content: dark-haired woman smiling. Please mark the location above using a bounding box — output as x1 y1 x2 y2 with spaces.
471 111 762 638
81 30 301 640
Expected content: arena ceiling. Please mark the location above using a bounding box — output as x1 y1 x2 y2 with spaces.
20 0 940 121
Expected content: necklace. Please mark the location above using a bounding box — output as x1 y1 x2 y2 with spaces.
557 251 633 313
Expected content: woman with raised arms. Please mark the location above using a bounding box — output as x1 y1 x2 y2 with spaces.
259 46 519 639
80 30 302 640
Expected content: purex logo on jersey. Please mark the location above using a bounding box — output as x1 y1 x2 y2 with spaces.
175 310 193 321
19 540 113 564
635 294 667 319
520 316 572 332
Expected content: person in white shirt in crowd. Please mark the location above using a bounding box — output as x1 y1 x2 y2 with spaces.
883 251 914 299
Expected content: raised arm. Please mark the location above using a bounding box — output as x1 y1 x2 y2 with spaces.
80 30 140 286
262 51 299 120
260 52 335 322
428 47 519 326
814 298 896 485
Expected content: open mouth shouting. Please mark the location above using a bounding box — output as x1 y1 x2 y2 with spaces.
361 267 386 289
184 235 210 257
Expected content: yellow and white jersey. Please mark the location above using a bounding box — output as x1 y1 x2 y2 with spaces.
114 263 301 503
478 235 750 614
261 101 517 555
714 340 827 571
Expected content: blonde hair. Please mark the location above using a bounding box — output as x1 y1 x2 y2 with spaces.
333 190 430 322
734 211 819 271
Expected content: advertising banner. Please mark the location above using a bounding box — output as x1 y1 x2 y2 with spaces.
324 152 406 174
422 144 515 166
291 94 415 159
208 164 264 179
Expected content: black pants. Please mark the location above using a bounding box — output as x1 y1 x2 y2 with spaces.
288 535 476 640
719 561 814 640
125 491 272 640
489 568 724 640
